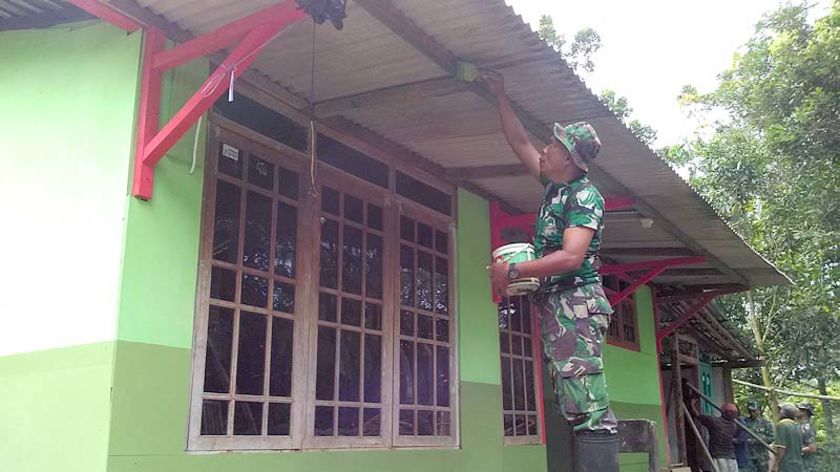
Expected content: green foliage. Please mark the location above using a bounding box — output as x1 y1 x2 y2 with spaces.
677 1 840 453
599 89 658 146
537 15 601 75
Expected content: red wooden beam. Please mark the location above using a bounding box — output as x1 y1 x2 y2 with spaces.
68 0 141 32
133 28 165 201
608 266 667 307
600 256 706 276
604 196 635 211
133 8 307 199
152 0 302 71
656 294 716 344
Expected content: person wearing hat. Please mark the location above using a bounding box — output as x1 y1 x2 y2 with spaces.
773 404 805 472
796 402 818 471
481 70 618 472
739 400 774 472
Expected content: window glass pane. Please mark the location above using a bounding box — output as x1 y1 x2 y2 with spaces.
400 216 414 242
436 346 450 407
277 166 299 200
363 408 380 436
399 340 414 404
400 311 414 336
511 304 522 332
344 194 363 224
212 180 240 263
248 155 274 191
236 312 267 395
210 266 236 302
512 359 525 411
500 332 510 354
241 273 268 308
434 257 448 314
365 234 383 300
243 191 272 271
417 315 433 340
317 134 389 188
338 407 360 436
435 318 449 343
416 252 433 311
365 303 382 331
437 411 451 436
338 330 361 402
316 327 336 400
364 334 382 403
319 219 338 289
215 92 308 151
503 414 513 437
501 358 512 410
521 302 531 334
268 403 291 436
218 143 243 177
435 230 448 254
269 317 294 397
417 223 433 248
204 306 234 393
341 298 362 327
201 400 229 435
515 415 527 436
342 226 363 294
417 410 434 436
416 343 433 406
527 415 538 436
396 171 451 216
319 292 337 322
525 361 536 412
511 334 522 355
314 406 334 436
274 202 297 278
400 245 414 307
321 186 340 215
367 204 383 231
272 281 295 314
234 401 263 435
524 337 532 358
399 409 414 435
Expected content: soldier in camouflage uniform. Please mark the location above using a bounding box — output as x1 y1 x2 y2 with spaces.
741 400 775 472
797 403 818 472
481 71 618 471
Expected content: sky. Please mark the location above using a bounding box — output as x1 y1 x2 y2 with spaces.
505 0 833 147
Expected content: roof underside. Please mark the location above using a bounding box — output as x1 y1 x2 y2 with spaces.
7 0 788 291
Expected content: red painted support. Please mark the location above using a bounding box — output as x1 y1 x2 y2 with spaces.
133 28 166 202
133 6 307 199
607 266 667 306
600 256 705 276
655 294 715 344
604 196 635 211
68 0 141 32
152 1 302 71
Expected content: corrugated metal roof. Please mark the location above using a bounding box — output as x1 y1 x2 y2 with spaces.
34 0 787 288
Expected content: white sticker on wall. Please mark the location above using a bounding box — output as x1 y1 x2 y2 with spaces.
222 143 240 161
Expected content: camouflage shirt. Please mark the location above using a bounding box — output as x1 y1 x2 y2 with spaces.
800 421 817 472
533 175 605 296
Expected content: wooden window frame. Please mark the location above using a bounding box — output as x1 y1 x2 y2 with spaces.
498 296 543 446
603 277 640 352
188 115 459 451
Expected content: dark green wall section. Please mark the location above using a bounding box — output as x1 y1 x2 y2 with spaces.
0 343 115 472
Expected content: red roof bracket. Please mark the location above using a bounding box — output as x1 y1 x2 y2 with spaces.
608 266 667 307
131 1 307 199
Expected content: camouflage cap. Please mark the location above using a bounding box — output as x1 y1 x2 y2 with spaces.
553 121 602 172
797 402 815 416
747 400 762 411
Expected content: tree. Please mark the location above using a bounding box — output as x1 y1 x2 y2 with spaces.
674 3 840 454
537 15 601 74
599 89 658 146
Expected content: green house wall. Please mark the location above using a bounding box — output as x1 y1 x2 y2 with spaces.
1 23 668 472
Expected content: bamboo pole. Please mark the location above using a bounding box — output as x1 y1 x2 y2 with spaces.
680 401 720 472
732 378 840 402
684 383 776 455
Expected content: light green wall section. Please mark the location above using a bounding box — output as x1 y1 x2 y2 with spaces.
456 189 501 385
503 444 548 472
0 23 141 355
115 54 209 348
0 343 115 472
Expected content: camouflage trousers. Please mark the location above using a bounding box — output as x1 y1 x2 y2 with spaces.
743 451 770 472
535 283 618 433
